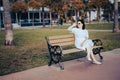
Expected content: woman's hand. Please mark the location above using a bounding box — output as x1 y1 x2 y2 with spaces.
80 37 88 47
72 23 77 27
80 42 84 47
67 22 76 31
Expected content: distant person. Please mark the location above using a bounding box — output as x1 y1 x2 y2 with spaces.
67 19 101 64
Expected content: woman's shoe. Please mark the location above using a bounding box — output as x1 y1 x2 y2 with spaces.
92 61 102 65
88 58 92 61
86 57 92 61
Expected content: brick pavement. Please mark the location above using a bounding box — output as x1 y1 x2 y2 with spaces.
0 48 120 80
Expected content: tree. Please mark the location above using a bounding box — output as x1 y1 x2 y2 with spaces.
113 0 119 32
3 0 14 46
28 0 42 26
87 0 98 23
11 0 28 25
90 0 108 22
38 0 47 27
39 0 65 25
48 0 64 15
69 0 84 21
37 0 64 26
62 3 69 22
102 1 114 22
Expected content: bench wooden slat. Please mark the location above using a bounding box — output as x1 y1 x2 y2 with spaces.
48 34 74 40
63 48 83 54
93 46 103 48
49 38 74 44
62 46 103 54
51 42 74 46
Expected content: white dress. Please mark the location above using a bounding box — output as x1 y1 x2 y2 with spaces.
71 28 94 50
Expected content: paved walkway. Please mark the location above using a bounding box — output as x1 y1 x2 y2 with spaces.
0 48 120 80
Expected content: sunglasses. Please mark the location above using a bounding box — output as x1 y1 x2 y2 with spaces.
78 22 81 24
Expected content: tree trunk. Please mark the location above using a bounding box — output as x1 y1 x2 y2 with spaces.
32 9 35 28
16 13 18 24
3 0 14 46
88 10 91 23
42 7 45 27
113 0 119 32
50 11 52 28
0 12 1 31
97 7 101 22
108 13 111 22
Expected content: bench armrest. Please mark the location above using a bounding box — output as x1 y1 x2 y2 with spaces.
50 45 63 54
92 39 103 46
45 36 63 54
92 39 103 56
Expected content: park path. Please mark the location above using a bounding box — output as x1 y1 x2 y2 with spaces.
0 48 120 80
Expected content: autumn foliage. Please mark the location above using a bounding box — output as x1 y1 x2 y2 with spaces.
28 0 42 9
11 1 28 13
90 0 108 8
69 0 84 9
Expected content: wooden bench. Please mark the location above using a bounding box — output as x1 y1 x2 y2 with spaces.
45 34 103 70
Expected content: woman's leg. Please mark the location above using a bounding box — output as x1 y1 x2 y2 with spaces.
86 47 92 61
86 47 101 64
90 53 101 64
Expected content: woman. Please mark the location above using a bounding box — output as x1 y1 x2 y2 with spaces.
68 19 101 65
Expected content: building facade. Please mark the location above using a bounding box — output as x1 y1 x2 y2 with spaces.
0 7 52 28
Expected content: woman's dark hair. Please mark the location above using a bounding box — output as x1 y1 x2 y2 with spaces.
76 19 86 30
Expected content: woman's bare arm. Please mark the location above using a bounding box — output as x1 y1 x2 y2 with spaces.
67 23 76 31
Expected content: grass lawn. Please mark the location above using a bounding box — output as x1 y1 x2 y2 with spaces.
0 23 120 75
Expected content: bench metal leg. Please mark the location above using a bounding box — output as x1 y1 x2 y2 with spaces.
98 53 103 60
48 52 54 66
48 59 52 66
48 53 64 70
48 55 64 70
48 45 64 69
58 62 64 70
93 48 103 60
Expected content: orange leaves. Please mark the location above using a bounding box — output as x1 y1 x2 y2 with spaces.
69 0 84 9
90 0 108 7
62 4 68 11
11 1 28 13
28 0 42 9
74 0 84 9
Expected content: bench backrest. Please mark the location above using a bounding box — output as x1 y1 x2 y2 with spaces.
46 34 75 46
